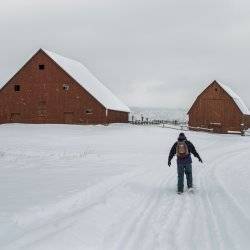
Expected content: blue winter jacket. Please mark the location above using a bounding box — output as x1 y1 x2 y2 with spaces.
168 140 201 165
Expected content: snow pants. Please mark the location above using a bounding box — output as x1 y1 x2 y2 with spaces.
177 164 192 192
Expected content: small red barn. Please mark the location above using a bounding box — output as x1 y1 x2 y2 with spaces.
0 49 130 124
188 80 250 133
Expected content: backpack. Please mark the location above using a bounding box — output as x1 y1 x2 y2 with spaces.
176 141 189 158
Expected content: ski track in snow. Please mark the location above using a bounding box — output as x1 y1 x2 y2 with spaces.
1 124 250 250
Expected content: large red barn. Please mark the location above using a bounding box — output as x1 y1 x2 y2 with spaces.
188 80 250 133
0 49 130 124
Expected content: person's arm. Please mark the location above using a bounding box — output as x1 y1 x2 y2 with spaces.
188 141 202 162
168 142 177 166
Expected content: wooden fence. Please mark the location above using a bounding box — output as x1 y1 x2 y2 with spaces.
130 120 247 136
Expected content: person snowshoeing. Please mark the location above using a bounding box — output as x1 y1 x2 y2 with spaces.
168 132 203 194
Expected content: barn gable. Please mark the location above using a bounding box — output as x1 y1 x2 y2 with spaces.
188 80 250 115
0 49 129 124
0 49 130 113
188 80 250 133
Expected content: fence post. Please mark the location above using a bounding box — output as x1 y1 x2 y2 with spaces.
240 123 245 136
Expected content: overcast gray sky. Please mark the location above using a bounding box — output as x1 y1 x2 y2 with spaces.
1 0 250 109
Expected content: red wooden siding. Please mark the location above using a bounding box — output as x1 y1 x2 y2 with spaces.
0 50 129 124
188 81 248 133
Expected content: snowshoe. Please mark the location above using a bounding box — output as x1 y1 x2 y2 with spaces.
187 187 194 193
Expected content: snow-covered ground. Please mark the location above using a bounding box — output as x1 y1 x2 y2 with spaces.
1 124 250 250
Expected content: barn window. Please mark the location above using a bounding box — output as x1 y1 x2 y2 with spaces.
63 84 69 91
215 88 218 91
14 85 20 92
39 64 45 70
86 109 93 114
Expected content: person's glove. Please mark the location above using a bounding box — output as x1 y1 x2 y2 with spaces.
168 161 171 167
198 157 203 163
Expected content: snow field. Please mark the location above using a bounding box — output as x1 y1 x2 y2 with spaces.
1 124 250 250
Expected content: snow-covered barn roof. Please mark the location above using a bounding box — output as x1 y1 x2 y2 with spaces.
43 49 130 113
216 81 250 115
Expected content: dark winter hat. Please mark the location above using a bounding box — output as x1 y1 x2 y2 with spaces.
178 132 186 141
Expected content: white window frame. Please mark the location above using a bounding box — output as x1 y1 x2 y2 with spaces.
63 84 70 91
86 109 93 115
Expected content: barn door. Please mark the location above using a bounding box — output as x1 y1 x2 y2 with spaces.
64 112 74 123
10 113 21 123
206 99 225 132
37 100 48 122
